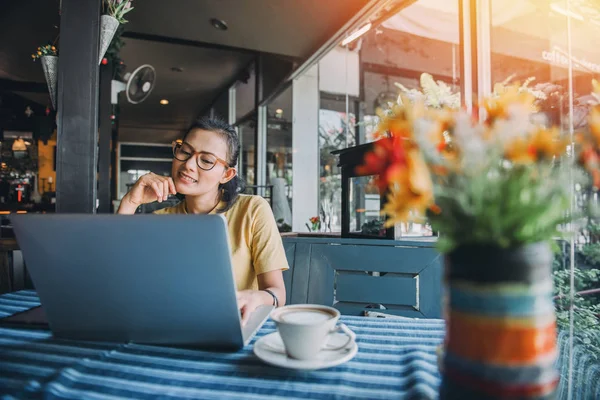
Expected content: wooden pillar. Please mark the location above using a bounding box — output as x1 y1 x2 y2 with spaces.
98 62 112 213
111 118 119 213
56 0 101 213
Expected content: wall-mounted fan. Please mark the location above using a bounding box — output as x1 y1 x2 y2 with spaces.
111 64 156 105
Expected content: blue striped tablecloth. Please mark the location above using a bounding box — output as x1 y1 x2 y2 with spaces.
0 291 446 400
2 292 598 399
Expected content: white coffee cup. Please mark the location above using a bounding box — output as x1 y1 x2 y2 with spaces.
270 304 356 360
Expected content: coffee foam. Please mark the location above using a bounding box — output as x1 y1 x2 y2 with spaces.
277 308 336 324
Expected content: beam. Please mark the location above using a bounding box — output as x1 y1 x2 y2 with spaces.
362 62 459 85
121 31 260 56
56 0 101 213
0 79 48 93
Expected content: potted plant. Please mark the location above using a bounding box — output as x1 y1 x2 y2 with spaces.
99 0 134 64
357 81 600 398
32 44 58 110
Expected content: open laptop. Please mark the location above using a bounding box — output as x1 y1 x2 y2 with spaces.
4 214 272 350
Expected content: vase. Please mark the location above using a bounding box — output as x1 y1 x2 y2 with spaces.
99 15 119 65
440 242 558 399
40 56 58 110
31 173 42 204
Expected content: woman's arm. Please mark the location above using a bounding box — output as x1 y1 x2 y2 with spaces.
257 269 286 308
117 173 177 214
237 197 290 325
237 270 286 326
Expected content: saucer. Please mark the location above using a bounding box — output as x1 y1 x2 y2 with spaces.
253 331 358 370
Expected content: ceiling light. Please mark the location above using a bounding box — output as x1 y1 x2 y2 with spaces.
210 18 228 31
160 99 169 105
550 3 584 21
341 22 372 46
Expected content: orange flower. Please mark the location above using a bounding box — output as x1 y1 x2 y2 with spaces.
578 145 600 188
529 127 567 159
589 107 600 146
381 150 434 225
505 128 566 164
429 204 442 215
356 136 407 191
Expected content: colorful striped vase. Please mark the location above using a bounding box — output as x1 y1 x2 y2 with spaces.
440 242 558 399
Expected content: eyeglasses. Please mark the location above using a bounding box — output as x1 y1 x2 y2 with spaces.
172 141 230 171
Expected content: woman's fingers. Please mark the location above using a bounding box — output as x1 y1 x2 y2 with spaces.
150 181 163 202
162 179 170 201
168 178 177 195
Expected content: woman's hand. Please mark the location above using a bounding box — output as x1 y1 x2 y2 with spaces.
118 172 177 214
236 290 274 326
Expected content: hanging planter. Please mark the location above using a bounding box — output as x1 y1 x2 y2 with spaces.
32 44 58 110
100 1 134 64
98 15 120 65
41 56 58 110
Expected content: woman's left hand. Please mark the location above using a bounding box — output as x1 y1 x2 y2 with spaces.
236 290 272 326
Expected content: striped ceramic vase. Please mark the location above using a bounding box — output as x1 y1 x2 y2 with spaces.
440 242 558 399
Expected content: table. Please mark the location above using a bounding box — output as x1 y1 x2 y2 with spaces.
0 239 20 294
0 291 445 399
2 292 599 399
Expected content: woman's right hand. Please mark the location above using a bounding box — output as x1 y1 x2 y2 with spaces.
118 173 177 214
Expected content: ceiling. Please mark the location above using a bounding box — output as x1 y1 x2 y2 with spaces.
0 0 371 144
126 0 369 58
117 38 254 143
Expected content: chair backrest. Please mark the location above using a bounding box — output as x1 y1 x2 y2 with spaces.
282 237 442 318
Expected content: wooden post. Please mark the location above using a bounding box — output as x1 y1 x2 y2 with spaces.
56 0 101 213
98 62 112 213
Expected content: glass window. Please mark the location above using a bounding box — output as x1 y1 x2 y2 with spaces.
317 0 461 234
491 0 600 393
237 119 256 187
319 104 356 233
266 85 293 226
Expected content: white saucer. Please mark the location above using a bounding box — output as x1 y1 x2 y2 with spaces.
253 331 358 370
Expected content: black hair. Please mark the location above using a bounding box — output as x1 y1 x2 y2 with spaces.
182 117 246 212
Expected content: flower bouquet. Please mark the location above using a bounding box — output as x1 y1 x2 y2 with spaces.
357 81 600 399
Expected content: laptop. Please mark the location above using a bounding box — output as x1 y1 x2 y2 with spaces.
4 214 272 350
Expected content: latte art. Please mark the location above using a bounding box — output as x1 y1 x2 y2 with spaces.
279 309 334 324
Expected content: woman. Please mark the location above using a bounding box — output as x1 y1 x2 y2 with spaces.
118 118 288 324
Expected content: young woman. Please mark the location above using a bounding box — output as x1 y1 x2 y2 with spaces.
118 118 288 324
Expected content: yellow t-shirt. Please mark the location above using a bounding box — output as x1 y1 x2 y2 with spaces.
154 194 289 291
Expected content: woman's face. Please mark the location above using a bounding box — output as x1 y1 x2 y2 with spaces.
171 128 236 196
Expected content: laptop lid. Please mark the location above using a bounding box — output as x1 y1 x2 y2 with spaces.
11 214 262 349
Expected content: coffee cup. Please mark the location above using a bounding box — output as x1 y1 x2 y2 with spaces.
270 304 356 360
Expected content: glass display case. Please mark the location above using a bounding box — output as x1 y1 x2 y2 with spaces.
333 142 394 239
334 141 435 239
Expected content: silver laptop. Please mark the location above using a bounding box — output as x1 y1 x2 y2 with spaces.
8 213 272 350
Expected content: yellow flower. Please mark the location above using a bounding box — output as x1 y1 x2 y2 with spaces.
382 150 433 226
504 127 566 164
483 85 537 125
51 46 56 51
37 51 42 56
589 107 600 146
529 127 567 159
